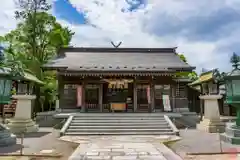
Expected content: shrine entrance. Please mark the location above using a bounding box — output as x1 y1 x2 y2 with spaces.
103 79 133 112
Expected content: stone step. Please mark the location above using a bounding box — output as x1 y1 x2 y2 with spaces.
72 119 166 123
67 128 173 132
0 131 13 139
0 134 16 147
68 125 171 129
72 119 166 122
220 133 240 145
72 114 167 117
61 114 178 136
73 117 165 121
65 131 175 135
70 122 169 126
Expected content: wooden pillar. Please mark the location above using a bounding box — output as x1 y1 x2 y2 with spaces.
133 80 138 112
57 74 64 109
171 85 176 112
99 83 103 112
150 81 155 112
81 81 86 112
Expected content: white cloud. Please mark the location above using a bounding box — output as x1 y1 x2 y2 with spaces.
0 0 56 36
0 1 17 36
1 0 239 73
64 0 240 72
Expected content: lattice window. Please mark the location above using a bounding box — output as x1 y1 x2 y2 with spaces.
176 83 186 98
85 84 99 103
64 84 77 95
137 84 148 104
63 84 77 106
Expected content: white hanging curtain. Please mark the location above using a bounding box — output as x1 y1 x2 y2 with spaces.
146 85 151 103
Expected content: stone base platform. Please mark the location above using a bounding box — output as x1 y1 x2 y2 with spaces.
7 118 39 134
197 119 225 133
221 123 240 144
0 124 16 147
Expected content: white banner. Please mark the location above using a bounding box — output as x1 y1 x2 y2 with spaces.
77 85 82 107
162 95 171 111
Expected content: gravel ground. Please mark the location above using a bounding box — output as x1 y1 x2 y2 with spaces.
171 129 240 160
0 128 78 160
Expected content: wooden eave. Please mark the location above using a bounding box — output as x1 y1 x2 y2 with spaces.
57 70 175 77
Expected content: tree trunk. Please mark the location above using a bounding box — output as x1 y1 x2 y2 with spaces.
33 85 42 115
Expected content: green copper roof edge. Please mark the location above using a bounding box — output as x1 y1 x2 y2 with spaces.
0 67 43 84
23 72 44 85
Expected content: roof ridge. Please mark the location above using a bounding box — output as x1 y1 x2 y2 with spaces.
59 47 177 54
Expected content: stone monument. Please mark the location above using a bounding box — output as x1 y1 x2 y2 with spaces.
195 69 225 133
0 123 16 147
221 53 240 144
7 95 39 134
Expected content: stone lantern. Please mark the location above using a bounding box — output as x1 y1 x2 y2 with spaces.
7 71 43 134
0 72 12 104
0 71 17 147
191 69 225 133
220 53 240 144
225 67 240 125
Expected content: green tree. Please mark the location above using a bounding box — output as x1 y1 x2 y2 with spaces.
0 0 74 112
176 54 198 80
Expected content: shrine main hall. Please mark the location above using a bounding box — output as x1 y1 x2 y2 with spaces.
44 47 196 113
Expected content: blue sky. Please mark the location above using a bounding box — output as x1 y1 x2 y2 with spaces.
54 0 86 24
53 0 146 24
1 0 240 72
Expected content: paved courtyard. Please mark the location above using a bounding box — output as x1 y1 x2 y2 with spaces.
61 135 182 160
0 128 78 160
2 128 240 159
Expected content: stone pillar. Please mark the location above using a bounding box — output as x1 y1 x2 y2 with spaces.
81 81 86 112
55 100 59 111
99 83 103 112
133 80 138 112
7 95 39 134
197 95 225 133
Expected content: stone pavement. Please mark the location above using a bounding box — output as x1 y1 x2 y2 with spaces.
61 135 182 160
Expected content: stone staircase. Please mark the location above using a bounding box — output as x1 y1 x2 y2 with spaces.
60 113 179 136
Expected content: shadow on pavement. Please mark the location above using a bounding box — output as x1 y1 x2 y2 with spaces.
16 131 51 138
0 144 23 154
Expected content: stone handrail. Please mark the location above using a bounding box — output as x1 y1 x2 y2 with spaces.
164 115 179 136
60 115 74 136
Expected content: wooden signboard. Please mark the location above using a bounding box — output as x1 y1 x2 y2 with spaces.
111 103 126 111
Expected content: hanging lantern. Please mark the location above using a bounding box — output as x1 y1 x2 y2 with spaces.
116 80 120 89
108 82 112 89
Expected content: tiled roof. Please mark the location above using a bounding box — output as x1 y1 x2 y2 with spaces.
44 47 195 72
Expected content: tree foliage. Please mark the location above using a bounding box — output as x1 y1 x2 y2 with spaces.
230 52 240 68
176 54 198 80
0 0 74 112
